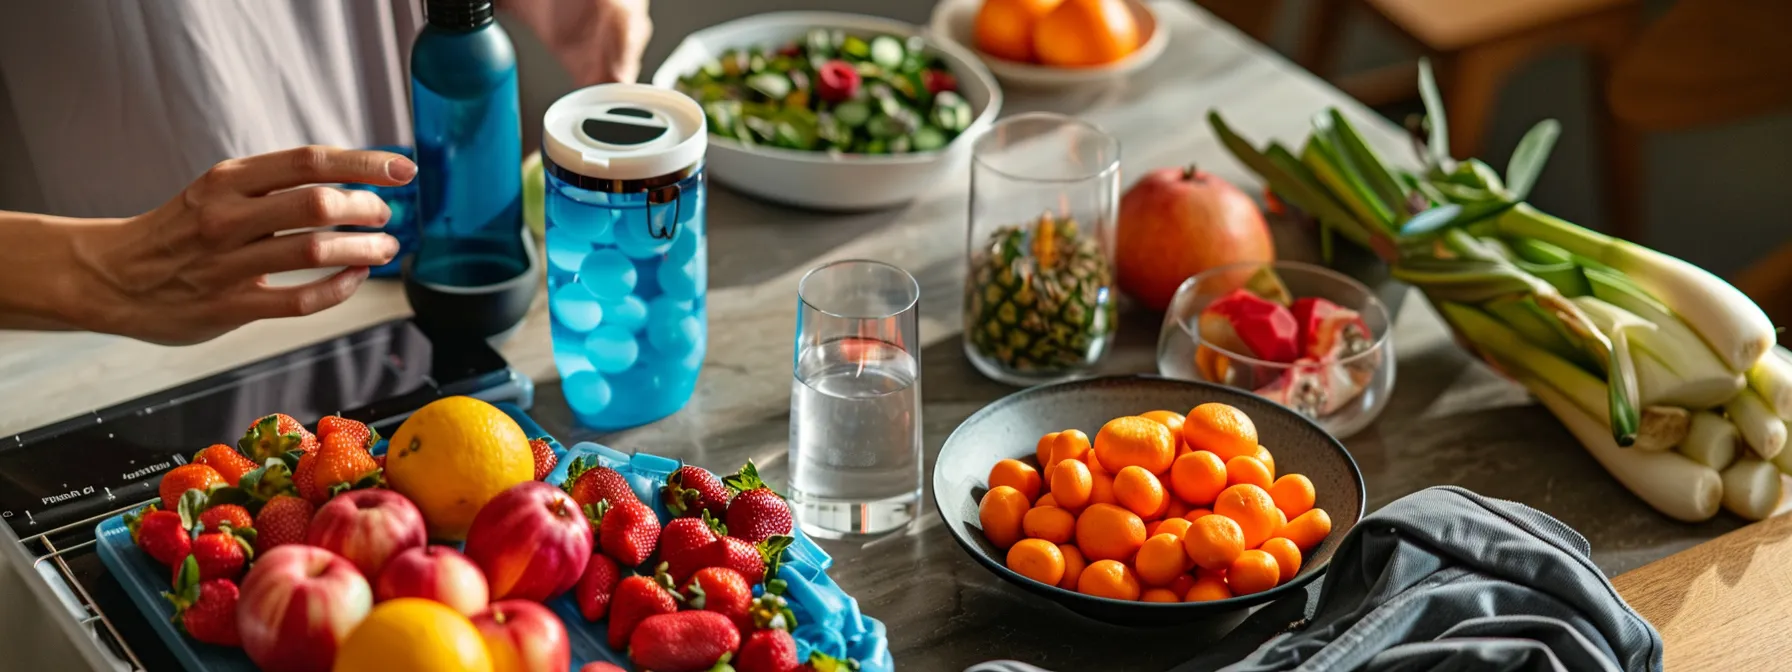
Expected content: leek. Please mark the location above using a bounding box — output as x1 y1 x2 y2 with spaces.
1530 378 1722 522
1723 389 1786 460
1584 268 1739 387
1719 458 1784 521
1573 296 1743 408
1678 411 1739 470
1745 346 1792 420
1773 424 1792 475
1493 204 1775 372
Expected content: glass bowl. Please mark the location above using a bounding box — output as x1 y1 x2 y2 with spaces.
1155 261 1394 438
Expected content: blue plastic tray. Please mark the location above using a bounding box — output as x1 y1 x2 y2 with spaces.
95 403 892 671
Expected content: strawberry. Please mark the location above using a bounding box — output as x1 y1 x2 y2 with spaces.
736 628 801 672
238 413 317 462
310 431 379 495
723 462 793 543
683 567 752 631
659 513 724 582
125 505 191 567
608 572 679 649
663 465 730 518
197 504 253 533
253 495 314 554
592 498 661 567
627 610 740 672
575 552 622 621
315 415 377 449
192 444 258 486
159 464 224 510
565 457 639 508
700 534 793 586
579 664 628 672
530 438 558 480
183 526 252 582
293 451 327 505
163 557 241 647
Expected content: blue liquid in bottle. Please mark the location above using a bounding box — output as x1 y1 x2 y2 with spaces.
409 0 527 288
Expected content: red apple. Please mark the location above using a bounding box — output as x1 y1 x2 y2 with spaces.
306 489 427 579
1115 166 1275 311
463 481 593 602
374 545 490 616
237 545 372 672
472 599 572 672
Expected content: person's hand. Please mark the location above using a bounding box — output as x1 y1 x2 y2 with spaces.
62 146 415 345
506 0 651 85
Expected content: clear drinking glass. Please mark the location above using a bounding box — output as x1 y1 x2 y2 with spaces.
964 113 1120 387
789 260 923 538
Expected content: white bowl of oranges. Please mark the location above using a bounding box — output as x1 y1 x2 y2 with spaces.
928 0 1169 88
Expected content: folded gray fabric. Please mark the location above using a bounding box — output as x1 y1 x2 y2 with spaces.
1174 486 1662 672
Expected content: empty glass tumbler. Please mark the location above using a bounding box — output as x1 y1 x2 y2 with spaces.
543 84 709 430
789 260 923 538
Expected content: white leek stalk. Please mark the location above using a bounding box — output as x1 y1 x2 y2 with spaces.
1530 379 1722 522
1719 458 1784 521
1440 303 1686 449
1745 346 1792 420
1772 424 1792 475
1678 411 1739 470
1497 204 1775 373
1574 295 1743 408
1724 389 1786 460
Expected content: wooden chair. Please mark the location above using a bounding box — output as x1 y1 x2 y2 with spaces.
1296 0 1645 241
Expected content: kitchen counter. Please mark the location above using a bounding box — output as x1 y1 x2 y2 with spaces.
0 3 1782 670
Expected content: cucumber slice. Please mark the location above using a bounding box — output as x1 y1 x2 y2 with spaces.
912 125 948 151
864 115 898 139
870 35 904 68
747 72 791 101
870 85 903 118
833 100 871 127
932 91 972 132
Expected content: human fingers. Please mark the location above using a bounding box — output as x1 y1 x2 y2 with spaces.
199 146 416 197
199 186 391 248
220 266 372 321
192 231 399 286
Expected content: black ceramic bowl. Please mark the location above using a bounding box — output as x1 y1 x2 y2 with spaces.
933 375 1365 627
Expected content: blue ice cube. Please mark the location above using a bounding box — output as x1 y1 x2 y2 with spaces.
550 283 604 332
656 247 706 301
547 191 617 242
648 311 702 357
666 220 700 264
600 295 649 334
562 370 613 416
545 230 593 273
614 205 673 258
583 326 639 374
578 249 637 301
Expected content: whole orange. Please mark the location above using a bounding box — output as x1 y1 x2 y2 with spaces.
1116 168 1274 311
975 0 1064 63
1033 0 1141 67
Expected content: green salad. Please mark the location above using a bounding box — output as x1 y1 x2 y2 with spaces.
674 29 976 155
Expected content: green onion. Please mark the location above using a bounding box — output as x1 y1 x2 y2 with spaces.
1723 389 1786 460
1678 411 1739 470
1494 204 1775 372
1745 346 1792 420
1719 458 1783 521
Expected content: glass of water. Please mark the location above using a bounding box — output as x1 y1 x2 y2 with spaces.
789 260 922 539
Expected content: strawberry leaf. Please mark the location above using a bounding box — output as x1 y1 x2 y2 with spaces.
205 487 252 509
123 504 158 542
238 459 296 503
758 535 794 584
176 490 209 533
583 501 609 532
806 651 860 672
562 456 592 497
699 509 727 537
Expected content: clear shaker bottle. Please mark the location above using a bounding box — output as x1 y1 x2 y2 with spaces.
542 84 709 430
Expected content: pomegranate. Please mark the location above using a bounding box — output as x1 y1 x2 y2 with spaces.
1116 166 1274 311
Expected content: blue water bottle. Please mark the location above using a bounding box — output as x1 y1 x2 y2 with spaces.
403 0 538 342
543 85 708 430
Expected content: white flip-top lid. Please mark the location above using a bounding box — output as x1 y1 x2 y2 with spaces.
543 83 707 182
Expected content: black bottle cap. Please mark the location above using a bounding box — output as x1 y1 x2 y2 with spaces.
425 0 495 30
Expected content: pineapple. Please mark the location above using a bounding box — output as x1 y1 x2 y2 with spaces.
966 212 1117 375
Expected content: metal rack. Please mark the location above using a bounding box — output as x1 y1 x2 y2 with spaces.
21 500 150 672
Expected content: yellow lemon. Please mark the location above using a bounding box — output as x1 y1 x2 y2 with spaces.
333 598 492 672
386 396 533 540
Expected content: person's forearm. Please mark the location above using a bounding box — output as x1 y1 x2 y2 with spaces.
0 211 94 331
